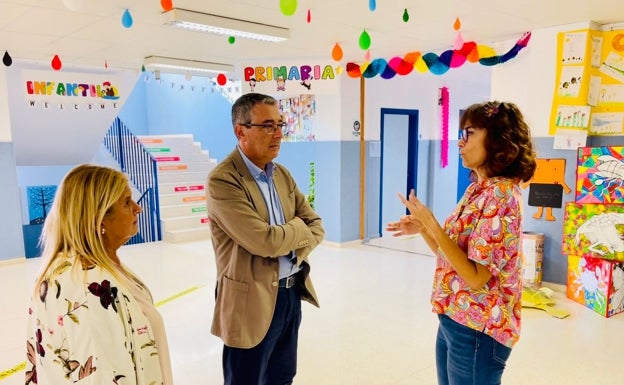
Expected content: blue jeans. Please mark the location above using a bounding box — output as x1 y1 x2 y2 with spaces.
436 314 512 385
223 287 302 385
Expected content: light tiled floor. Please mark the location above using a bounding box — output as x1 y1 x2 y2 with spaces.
2 238 624 385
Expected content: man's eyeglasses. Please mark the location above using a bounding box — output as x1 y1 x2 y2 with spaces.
242 122 288 135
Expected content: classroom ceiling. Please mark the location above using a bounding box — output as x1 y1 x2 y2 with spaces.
1 0 624 77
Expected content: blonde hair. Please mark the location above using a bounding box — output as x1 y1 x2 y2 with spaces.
34 164 134 292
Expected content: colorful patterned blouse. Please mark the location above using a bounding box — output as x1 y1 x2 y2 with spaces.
431 177 523 348
26 257 169 384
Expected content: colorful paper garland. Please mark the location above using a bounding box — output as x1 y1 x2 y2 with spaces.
346 31 531 78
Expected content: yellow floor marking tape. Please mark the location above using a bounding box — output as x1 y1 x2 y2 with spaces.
0 285 204 382
0 362 26 381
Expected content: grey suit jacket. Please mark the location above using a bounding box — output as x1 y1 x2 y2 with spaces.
205 148 324 348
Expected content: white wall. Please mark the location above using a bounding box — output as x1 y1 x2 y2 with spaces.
0 66 11 142
6 60 139 165
363 63 492 141
491 22 591 137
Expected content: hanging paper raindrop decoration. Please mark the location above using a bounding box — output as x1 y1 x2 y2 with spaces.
403 9 409 22
359 29 371 50
336 66 343 75
365 50 371 61
161 0 173 12
105 60 108 68
62 0 83 11
121 9 133 28
141 64 145 72
307 9 311 23
331 43 343 61
216 73 227 86
51 55 62 71
369 0 376 12
453 17 463 50
279 0 297 16
454 32 464 50
3 51 12 66
228 36 236 44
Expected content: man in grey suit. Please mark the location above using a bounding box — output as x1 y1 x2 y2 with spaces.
206 92 325 385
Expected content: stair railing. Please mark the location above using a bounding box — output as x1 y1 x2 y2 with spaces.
102 117 162 244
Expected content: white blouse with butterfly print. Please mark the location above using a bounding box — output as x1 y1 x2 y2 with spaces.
26 257 168 385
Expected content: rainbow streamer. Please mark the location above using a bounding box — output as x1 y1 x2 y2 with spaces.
346 32 531 78
440 87 449 168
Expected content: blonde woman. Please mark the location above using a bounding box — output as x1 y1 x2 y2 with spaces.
26 164 173 385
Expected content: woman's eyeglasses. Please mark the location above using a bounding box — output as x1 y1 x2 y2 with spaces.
459 126 477 142
242 122 288 134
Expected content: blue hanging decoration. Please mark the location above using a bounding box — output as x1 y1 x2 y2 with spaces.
121 9 133 28
369 0 376 11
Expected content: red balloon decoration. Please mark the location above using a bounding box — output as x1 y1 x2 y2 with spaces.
161 0 173 11
51 54 62 71
216 73 227 86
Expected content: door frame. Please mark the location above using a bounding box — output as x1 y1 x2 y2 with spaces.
379 108 419 235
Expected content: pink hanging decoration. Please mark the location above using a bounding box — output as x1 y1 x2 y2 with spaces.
440 86 449 168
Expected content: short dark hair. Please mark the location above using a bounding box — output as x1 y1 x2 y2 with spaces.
460 101 537 182
231 93 277 127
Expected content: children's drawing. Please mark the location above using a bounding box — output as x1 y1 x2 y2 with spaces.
563 202 624 261
576 146 624 203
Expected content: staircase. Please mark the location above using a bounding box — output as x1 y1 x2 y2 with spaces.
138 134 217 243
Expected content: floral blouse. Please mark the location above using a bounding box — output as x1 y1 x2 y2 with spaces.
26 257 167 384
431 177 523 348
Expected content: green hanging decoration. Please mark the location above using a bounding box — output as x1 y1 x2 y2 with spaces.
228 36 236 44
279 0 297 16
403 9 409 23
359 29 371 50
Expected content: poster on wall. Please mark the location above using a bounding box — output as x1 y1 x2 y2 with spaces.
278 94 316 142
550 27 624 141
26 185 57 224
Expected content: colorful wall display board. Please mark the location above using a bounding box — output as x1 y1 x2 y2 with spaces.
562 202 624 261
278 94 316 142
550 28 624 138
567 254 624 317
576 146 624 204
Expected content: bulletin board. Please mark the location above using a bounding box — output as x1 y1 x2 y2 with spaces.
550 28 624 139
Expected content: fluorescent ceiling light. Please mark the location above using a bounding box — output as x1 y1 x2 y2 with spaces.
163 8 289 42
144 56 234 75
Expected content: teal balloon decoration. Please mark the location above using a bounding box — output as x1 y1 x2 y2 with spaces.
121 9 133 28
369 0 376 11
280 0 297 16
359 30 371 50
403 9 409 22
228 36 235 44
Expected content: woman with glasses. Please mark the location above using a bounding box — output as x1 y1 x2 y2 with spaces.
387 101 537 385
